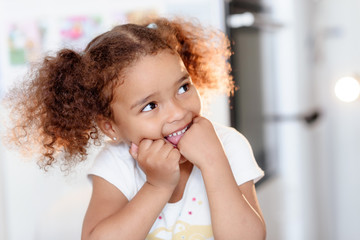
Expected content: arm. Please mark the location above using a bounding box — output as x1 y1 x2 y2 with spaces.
178 117 266 240
82 139 181 240
201 160 266 239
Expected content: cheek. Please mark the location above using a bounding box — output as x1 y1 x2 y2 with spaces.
191 92 202 114
125 118 164 144
113 116 141 144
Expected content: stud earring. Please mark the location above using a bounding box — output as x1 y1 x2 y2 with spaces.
113 137 117 141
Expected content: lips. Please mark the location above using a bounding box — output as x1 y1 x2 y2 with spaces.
165 124 190 146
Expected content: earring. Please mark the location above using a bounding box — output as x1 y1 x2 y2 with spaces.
113 137 117 141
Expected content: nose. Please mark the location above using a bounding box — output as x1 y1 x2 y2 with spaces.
165 99 187 123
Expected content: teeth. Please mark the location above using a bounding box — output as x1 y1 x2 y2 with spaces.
167 126 188 138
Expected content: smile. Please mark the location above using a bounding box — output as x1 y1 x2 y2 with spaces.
166 126 188 138
165 124 190 146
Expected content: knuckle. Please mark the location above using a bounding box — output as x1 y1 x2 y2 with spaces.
139 139 151 150
165 142 174 150
154 139 165 147
170 149 180 159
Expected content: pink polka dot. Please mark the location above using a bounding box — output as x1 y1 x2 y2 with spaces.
188 211 192 215
192 197 196 201
158 216 162 220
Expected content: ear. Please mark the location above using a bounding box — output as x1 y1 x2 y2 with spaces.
96 116 118 140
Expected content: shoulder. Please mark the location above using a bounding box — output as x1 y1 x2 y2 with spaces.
88 142 139 200
91 142 135 172
97 141 131 158
213 122 251 149
212 122 264 184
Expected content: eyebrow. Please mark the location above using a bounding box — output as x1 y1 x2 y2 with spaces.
130 73 190 110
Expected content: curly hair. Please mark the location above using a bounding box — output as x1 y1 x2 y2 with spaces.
3 17 233 170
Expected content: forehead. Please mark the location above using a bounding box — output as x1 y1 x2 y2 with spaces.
126 50 185 80
114 50 188 101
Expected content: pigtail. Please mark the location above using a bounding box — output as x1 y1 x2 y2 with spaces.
4 49 101 170
146 18 234 98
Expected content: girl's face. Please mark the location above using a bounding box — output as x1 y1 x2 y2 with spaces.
110 50 202 146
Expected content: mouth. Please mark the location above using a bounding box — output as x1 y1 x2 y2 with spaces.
165 123 191 146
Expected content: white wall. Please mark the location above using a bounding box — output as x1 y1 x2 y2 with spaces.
0 147 6 240
256 1 320 239
257 1 360 240
314 0 360 239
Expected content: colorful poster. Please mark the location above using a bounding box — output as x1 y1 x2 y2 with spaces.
59 16 102 50
7 20 46 65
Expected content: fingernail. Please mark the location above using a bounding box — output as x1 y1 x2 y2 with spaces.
131 142 138 152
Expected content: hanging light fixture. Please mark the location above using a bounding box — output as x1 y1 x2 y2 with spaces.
334 76 360 103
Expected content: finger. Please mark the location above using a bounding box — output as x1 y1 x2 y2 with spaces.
192 115 203 123
161 141 177 159
136 139 154 161
138 139 153 152
129 142 139 160
168 148 181 162
149 139 169 158
137 139 166 159
146 140 175 161
151 139 167 150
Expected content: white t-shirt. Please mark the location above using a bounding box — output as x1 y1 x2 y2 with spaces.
89 123 264 240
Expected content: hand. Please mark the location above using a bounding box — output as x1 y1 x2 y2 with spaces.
177 117 227 169
130 139 181 191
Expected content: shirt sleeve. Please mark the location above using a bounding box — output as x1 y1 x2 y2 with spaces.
87 143 137 200
215 124 264 185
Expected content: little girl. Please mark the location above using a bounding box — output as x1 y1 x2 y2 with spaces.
4 17 266 239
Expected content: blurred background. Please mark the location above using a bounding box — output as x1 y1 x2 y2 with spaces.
0 0 359 239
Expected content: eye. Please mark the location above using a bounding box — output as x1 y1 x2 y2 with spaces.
142 102 157 112
178 83 190 94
